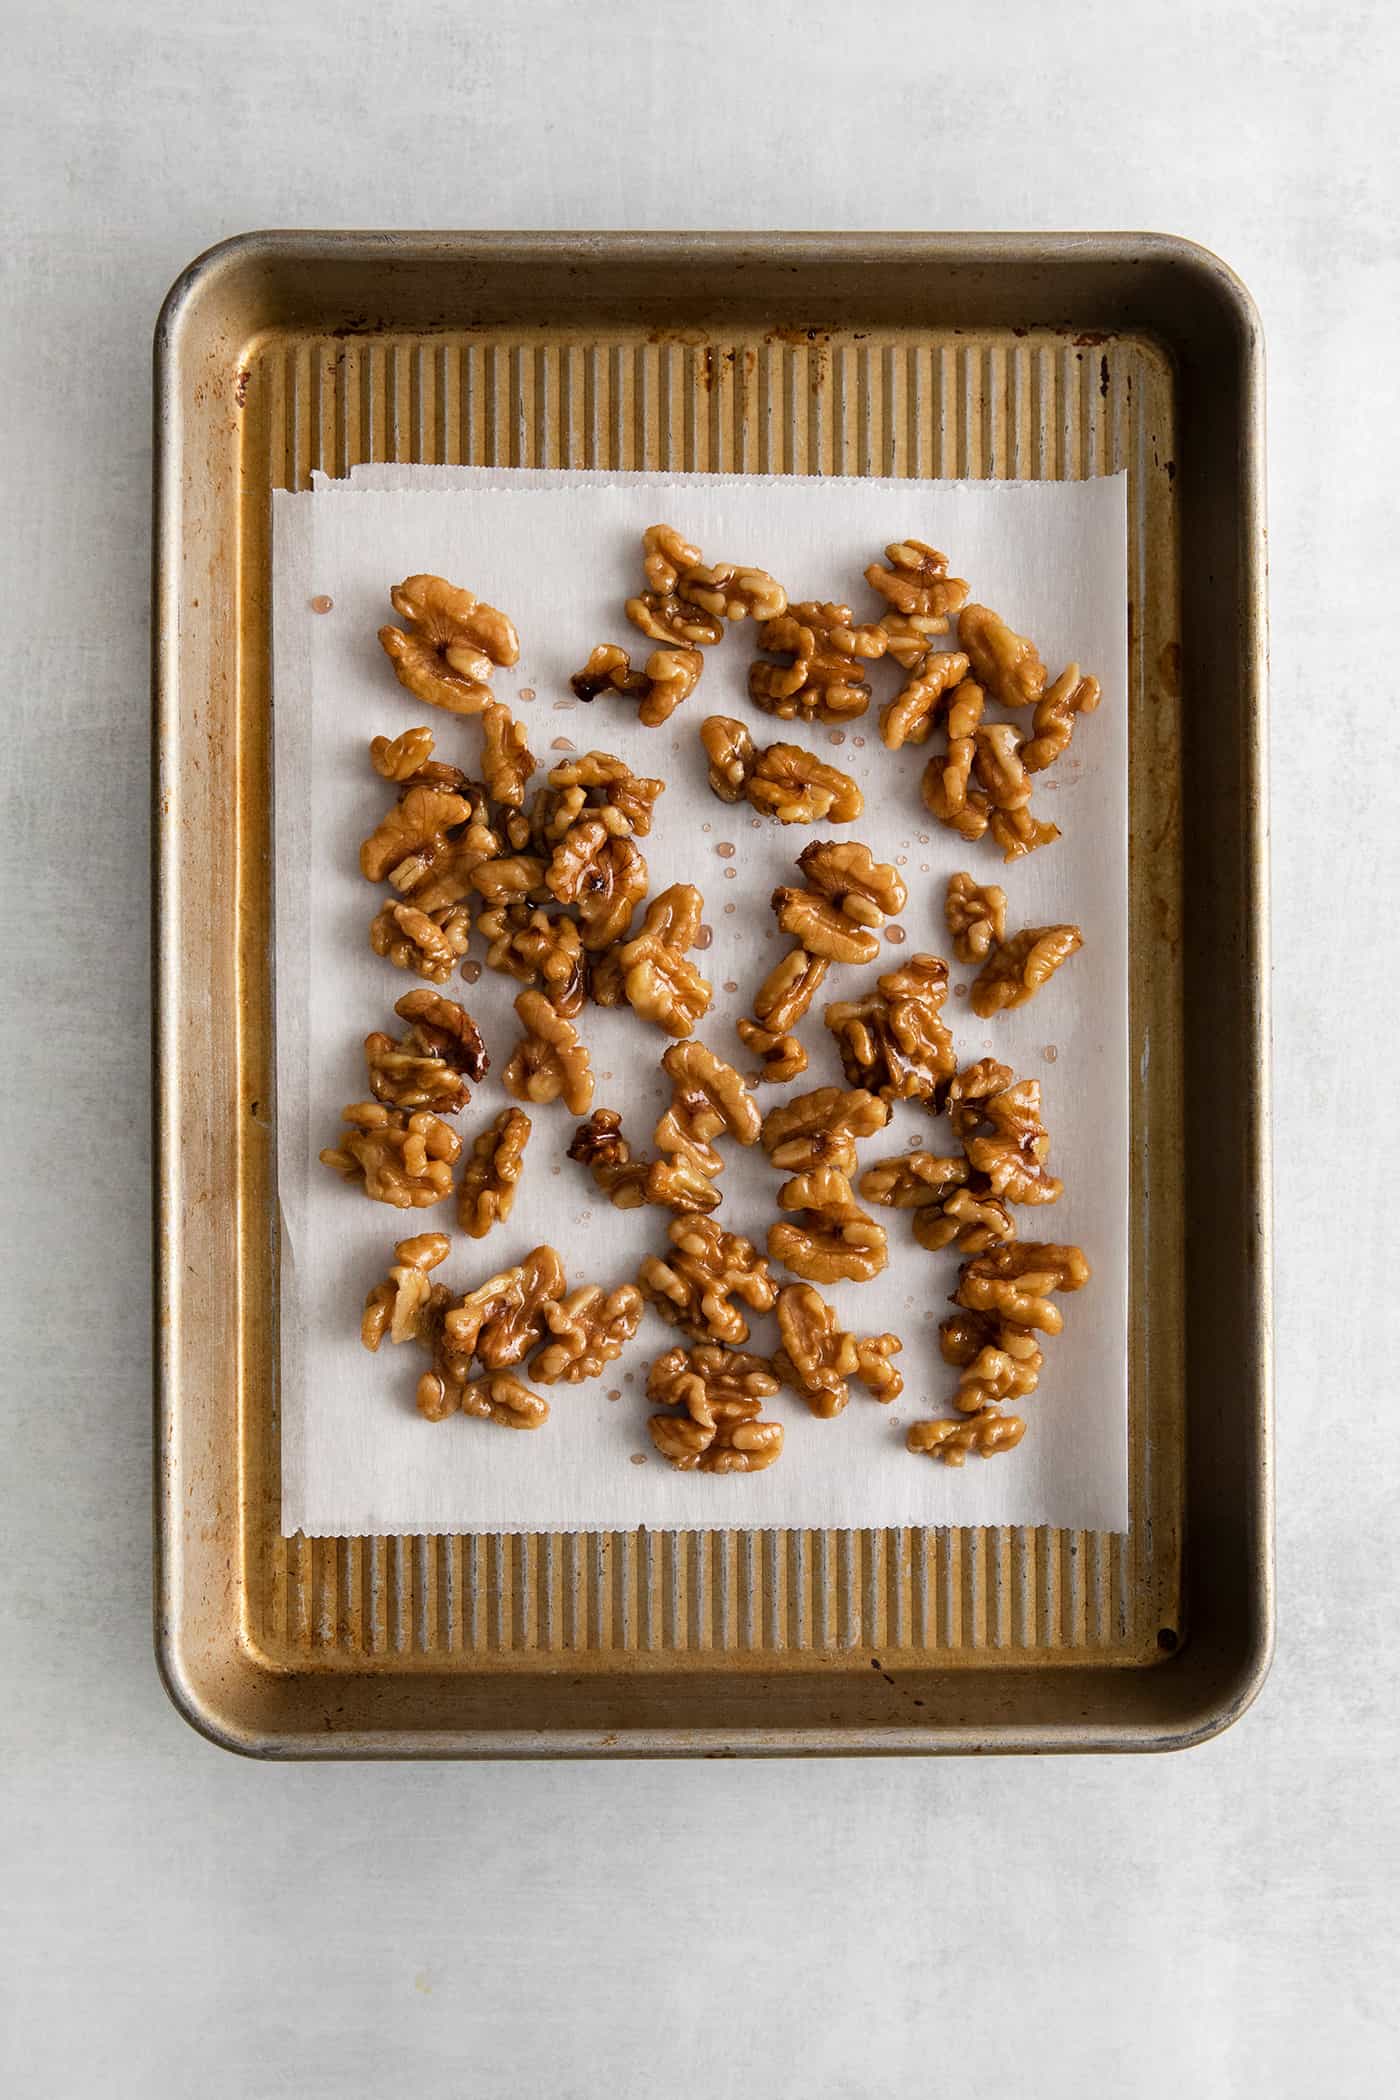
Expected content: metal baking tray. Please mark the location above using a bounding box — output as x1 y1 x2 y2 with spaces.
153 231 1271 1756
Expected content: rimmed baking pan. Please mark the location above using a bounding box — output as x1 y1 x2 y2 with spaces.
154 231 1270 1755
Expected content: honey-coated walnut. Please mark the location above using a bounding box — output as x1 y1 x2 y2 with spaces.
944 872 1008 965
865 541 971 665
638 1215 778 1347
824 953 955 1105
970 925 1083 1018
940 1307 1045 1413
879 650 972 751
567 1109 652 1210
378 573 519 716
570 642 706 728
1022 664 1102 773
906 1409 1026 1463
359 784 472 885
477 903 587 1016
541 750 665 839
442 1244 567 1369
604 884 713 1036
457 1106 532 1238
360 1233 452 1351
773 1284 903 1417
699 717 862 824
530 1284 643 1385
760 1086 890 1177
418 1368 550 1429
645 1344 785 1472
369 900 472 983
545 816 647 951
857 1150 1013 1254
768 1167 888 1285
749 602 888 723
480 703 536 809
501 989 594 1114
956 602 1046 709
319 1101 461 1208
953 1242 1090 1336
364 989 488 1114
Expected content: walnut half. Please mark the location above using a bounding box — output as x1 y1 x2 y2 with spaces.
638 1215 778 1346
379 573 519 716
645 1344 784 1474
364 990 488 1114
970 925 1083 1018
768 1167 888 1285
320 1102 461 1209
907 1409 1027 1463
457 1106 532 1238
361 1233 452 1351
824 953 954 1106
699 717 863 825
773 1284 902 1418
501 989 594 1115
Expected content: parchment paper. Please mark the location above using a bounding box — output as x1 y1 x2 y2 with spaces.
274 470 1128 1534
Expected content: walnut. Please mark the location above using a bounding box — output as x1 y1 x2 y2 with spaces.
364 989 488 1113
945 872 1007 965
752 743 863 825
457 1106 531 1238
768 1167 888 1284
480 703 536 809
648 1038 761 1212
369 900 472 983
545 817 647 951
856 1159 1020 1251
359 784 472 884
970 925 1083 1018
956 603 1046 708
530 1283 643 1385
641 523 703 594
700 716 756 802
397 818 502 913
760 1086 890 1176
771 890 879 968
649 1411 785 1472
921 737 991 841
477 903 586 1016
987 805 1062 861
568 1109 652 1210
319 1102 461 1208
370 725 439 782
678 561 787 623
645 1344 784 1472
542 750 664 838
940 1308 1044 1412
797 839 907 926
824 953 954 1105
379 573 519 715
736 944 829 1081
773 1284 902 1417
1022 664 1102 773
607 884 713 1035
907 1409 1026 1463
879 650 971 750
954 1070 1063 1207
865 541 970 665
442 1243 567 1368
945 1057 1017 1138
571 643 706 727
749 602 887 723
638 1215 778 1346
469 853 549 908
737 1028 808 1083
418 1369 550 1429
360 1233 452 1350
953 1242 1090 1336
501 989 593 1114
646 1343 779 1422
973 723 1032 812
625 593 724 649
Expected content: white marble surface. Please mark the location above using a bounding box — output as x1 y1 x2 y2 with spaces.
1 1 1395 2091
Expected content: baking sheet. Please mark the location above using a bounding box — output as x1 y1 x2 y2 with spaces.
273 471 1129 1536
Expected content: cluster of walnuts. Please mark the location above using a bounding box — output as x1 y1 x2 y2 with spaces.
321 535 1099 1473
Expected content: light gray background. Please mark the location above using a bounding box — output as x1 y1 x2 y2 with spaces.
1 1 1393 2092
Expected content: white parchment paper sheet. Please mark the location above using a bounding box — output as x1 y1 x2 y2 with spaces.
273 472 1128 1534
